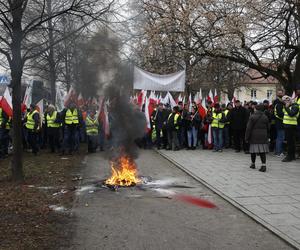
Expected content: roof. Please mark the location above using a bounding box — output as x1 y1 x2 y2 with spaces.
241 68 279 85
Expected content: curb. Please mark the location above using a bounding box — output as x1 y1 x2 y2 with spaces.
156 149 300 250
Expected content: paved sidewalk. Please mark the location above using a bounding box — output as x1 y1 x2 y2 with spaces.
158 149 300 249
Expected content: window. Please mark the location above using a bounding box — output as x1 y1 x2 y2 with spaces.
251 89 257 99
267 90 273 99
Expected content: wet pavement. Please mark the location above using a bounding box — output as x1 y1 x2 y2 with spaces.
64 150 293 250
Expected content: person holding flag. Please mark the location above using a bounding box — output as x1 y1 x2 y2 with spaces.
25 104 40 155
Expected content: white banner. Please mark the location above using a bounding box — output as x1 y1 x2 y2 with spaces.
133 66 185 92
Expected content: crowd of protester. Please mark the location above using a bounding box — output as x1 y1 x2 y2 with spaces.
0 87 300 173
143 87 300 171
0 101 105 159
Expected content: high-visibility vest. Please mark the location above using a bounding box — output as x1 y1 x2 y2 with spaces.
0 108 10 129
274 104 283 120
46 111 60 128
224 109 230 125
168 113 180 130
65 109 79 125
26 110 39 130
86 116 99 135
283 106 299 126
211 112 225 129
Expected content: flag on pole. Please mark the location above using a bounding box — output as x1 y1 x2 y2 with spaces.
208 89 214 104
56 88 65 112
188 93 193 112
168 92 177 108
198 98 207 119
214 89 219 103
144 96 151 131
23 84 32 108
199 88 203 101
137 90 146 110
77 93 84 107
0 87 13 117
292 91 296 99
64 86 77 107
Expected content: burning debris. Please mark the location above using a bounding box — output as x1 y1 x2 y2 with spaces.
105 155 141 187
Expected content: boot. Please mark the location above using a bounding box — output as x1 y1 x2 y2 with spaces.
250 163 256 169
259 165 266 172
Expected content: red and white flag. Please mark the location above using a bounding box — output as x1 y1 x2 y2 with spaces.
207 89 214 104
0 87 13 117
198 98 207 119
64 86 77 107
137 90 146 110
214 89 219 103
292 91 296 100
144 96 151 131
23 84 32 108
77 93 84 107
188 93 193 112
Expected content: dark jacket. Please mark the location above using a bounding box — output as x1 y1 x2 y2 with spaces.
245 110 269 144
273 98 284 129
152 109 165 130
186 111 202 130
230 106 247 130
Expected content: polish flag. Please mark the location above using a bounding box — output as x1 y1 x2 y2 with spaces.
207 89 214 104
168 92 177 108
144 96 151 131
198 98 207 119
137 90 146 110
194 92 201 104
214 89 219 103
64 86 77 107
0 87 13 117
188 93 193 112
77 93 84 107
291 91 296 100
177 93 183 104
23 84 32 108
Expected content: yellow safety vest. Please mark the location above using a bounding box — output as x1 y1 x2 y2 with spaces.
283 106 299 126
224 110 230 125
26 110 39 130
86 116 99 135
211 112 225 129
168 113 180 130
274 104 283 120
0 108 10 129
46 111 60 128
65 109 79 125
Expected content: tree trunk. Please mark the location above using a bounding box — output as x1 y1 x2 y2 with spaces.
10 0 24 182
47 0 56 104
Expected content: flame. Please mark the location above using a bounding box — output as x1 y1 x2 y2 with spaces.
105 156 140 186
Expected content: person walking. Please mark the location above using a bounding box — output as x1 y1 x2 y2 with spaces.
210 103 226 152
273 90 285 157
86 109 99 153
186 106 201 150
25 104 40 155
45 105 61 153
245 104 270 172
281 95 299 162
231 100 248 152
152 103 165 149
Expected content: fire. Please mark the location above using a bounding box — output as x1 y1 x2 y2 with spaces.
105 156 141 187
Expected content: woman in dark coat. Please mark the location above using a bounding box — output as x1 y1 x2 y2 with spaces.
245 104 270 172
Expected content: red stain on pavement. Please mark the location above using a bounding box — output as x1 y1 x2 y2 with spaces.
176 195 217 209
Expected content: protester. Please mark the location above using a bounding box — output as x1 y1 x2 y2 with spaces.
25 104 40 155
61 102 82 155
85 108 99 153
186 106 201 150
45 105 61 153
210 103 226 152
245 104 270 172
281 95 299 162
0 106 10 158
231 100 248 153
152 103 165 150
223 103 232 148
167 106 181 151
273 90 285 157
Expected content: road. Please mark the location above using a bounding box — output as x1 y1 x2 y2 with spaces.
65 150 293 250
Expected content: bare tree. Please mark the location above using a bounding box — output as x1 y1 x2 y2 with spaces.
0 0 114 181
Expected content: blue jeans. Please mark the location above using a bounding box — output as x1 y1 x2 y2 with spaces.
187 127 198 147
275 128 285 155
212 128 223 150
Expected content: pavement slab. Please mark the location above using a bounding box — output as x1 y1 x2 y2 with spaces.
158 148 300 249
65 150 293 250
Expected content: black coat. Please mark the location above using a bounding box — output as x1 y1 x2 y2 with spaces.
245 111 269 144
186 112 202 130
230 106 247 130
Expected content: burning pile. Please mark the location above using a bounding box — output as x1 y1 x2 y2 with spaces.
105 156 141 187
